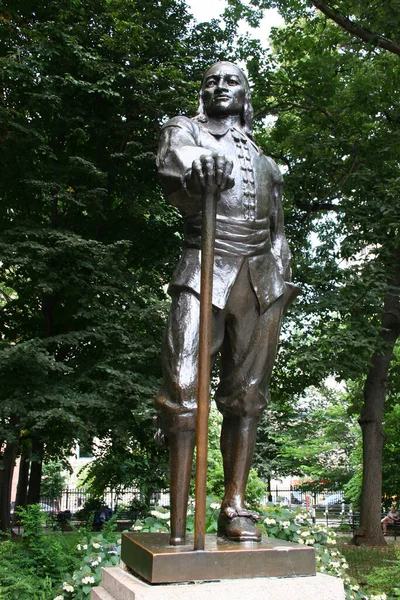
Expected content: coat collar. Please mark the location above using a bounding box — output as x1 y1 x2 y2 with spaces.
199 120 260 153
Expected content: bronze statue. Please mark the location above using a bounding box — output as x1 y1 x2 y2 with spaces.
154 61 299 546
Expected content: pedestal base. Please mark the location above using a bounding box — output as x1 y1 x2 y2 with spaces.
121 532 315 583
91 566 345 600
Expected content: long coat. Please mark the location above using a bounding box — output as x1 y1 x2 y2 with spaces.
157 115 299 313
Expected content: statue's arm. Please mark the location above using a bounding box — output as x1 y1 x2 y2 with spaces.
157 117 233 215
269 162 292 282
156 117 210 215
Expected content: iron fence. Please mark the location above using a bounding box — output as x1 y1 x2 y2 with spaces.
40 486 348 514
33 487 364 535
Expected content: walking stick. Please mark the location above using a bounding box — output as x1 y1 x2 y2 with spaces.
194 186 219 551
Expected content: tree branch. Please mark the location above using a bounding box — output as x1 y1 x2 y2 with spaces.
312 1 400 55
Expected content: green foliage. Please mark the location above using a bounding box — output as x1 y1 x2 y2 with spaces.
341 544 400 599
0 506 80 599
364 546 400 598
254 384 358 488
41 460 68 502
131 497 221 535
0 505 121 600
54 533 120 600
260 505 368 599
0 0 240 527
0 540 54 600
16 505 77 582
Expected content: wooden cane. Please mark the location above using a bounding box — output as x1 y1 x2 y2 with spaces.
193 187 219 551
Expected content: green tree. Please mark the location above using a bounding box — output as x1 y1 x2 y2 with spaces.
40 460 68 505
0 0 237 531
227 6 400 544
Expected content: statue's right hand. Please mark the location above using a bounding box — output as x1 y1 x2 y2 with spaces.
186 153 234 196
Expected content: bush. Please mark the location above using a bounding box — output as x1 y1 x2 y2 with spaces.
53 532 120 599
132 497 220 534
0 505 80 600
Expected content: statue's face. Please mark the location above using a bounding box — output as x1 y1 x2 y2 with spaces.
201 63 246 118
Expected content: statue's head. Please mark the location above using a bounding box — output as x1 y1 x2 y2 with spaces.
196 61 253 137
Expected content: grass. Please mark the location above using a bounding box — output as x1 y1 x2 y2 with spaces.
338 542 399 586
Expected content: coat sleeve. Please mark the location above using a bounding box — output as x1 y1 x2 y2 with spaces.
156 116 212 216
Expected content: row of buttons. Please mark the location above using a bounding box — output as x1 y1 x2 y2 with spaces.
234 136 256 220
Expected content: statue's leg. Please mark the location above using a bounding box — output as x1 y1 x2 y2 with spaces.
220 415 259 520
155 290 224 545
168 430 195 545
216 264 285 541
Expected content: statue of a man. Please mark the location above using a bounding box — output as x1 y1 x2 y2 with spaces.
154 61 299 545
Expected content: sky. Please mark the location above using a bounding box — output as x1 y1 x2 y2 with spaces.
186 0 284 44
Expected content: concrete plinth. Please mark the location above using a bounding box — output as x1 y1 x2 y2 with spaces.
91 566 345 600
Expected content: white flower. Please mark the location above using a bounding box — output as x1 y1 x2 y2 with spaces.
331 561 340 569
83 544 88 550
327 537 336 545
133 525 143 531
82 576 95 585
210 502 220 510
264 517 276 525
158 512 170 520
305 538 314 545
92 542 101 549
63 583 74 593
301 531 310 537
77 544 81 551
295 516 304 524
297 538 304 544
91 558 101 567
54 596 64 600
351 585 360 592
149 509 171 520
117 538 121 545
280 520 290 529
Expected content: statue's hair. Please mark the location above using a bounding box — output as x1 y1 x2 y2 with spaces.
195 61 253 138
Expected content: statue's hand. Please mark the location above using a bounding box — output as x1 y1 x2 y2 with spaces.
186 153 234 196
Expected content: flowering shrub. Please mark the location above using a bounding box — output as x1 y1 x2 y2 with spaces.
259 506 370 600
53 533 120 599
132 498 220 535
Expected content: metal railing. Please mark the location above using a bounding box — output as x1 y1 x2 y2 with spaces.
40 487 346 514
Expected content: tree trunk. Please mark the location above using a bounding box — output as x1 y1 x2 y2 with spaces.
351 271 400 546
0 440 19 533
267 476 273 502
27 440 44 505
14 444 31 516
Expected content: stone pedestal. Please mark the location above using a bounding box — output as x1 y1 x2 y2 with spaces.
121 532 315 583
91 566 345 600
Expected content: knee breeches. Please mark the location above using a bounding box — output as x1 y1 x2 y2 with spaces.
155 261 284 435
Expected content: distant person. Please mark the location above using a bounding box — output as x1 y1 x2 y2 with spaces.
381 503 400 535
94 504 112 530
100 504 112 522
